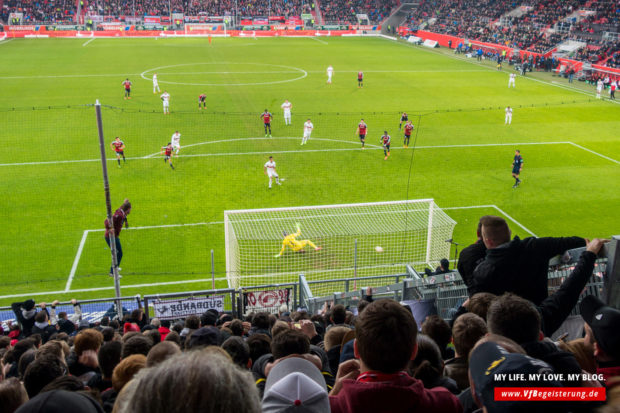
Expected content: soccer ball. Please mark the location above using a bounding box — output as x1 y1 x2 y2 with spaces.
375 246 384 253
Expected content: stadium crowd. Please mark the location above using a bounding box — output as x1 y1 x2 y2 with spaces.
1 215 618 413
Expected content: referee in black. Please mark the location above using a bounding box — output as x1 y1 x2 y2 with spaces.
512 150 523 188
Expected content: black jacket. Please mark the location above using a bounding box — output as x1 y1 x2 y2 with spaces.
457 240 486 295
471 236 585 305
521 340 582 386
443 356 469 391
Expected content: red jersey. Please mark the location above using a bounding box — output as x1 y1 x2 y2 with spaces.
404 124 414 136
358 71 363 80
261 112 272 124
163 146 172 156
199 94 206 101
358 122 367 136
112 140 124 152
123 80 131 90
104 208 127 238
381 134 391 145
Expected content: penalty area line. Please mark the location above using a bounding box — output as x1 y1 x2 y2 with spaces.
65 230 90 292
82 38 95 47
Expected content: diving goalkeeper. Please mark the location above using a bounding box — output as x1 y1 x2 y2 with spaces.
275 223 322 257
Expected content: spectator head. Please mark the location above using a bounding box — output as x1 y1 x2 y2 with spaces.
13 390 104 413
408 334 444 388
161 320 171 329
112 354 147 392
330 304 346 325
271 329 310 360
146 341 181 367
29 335 42 348
440 258 450 271
100 316 110 327
221 336 251 369
34 311 48 324
468 292 497 321
23 354 66 398
262 357 328 413
229 319 244 337
164 331 181 346
149 318 161 328
469 341 559 412
39 375 85 393
247 333 272 363
487 293 541 344
115 351 260 413
480 215 511 249
0 377 28 413
271 321 290 338
121 335 152 359
143 329 161 345
421 315 452 355
18 350 37 380
122 331 139 343
200 311 217 327
101 327 115 342
0 336 11 350
187 327 221 350
35 342 66 368
3 339 35 368
580 295 620 362
252 312 271 331
73 329 103 356
452 313 488 358
355 299 418 373
184 315 200 330
98 341 122 380
123 322 140 335
172 322 184 334
324 326 352 351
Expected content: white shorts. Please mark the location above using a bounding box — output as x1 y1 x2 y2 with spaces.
304 132 311 138
172 143 181 150
283 111 291 117
153 82 159 87
163 101 169 108
267 170 278 178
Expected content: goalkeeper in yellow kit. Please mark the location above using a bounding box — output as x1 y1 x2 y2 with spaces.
275 223 322 257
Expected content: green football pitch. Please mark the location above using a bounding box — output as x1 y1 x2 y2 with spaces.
0 36 618 306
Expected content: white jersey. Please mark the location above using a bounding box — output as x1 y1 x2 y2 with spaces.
161 92 170 103
264 160 277 177
510 73 516 80
281 101 292 113
327 66 333 76
303 121 314 135
505 107 512 115
171 132 181 145
153 74 158 85
597 80 603 91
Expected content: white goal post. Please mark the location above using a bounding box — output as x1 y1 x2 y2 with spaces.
224 199 457 293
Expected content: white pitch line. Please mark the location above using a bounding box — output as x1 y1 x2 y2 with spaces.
492 204 537 237
82 38 95 47
0 39 14 46
65 230 90 291
307 36 328 45
87 221 223 232
567 142 620 165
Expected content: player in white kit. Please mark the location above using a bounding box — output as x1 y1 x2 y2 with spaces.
301 119 313 145
153 73 160 94
281 99 292 125
596 79 603 99
508 73 516 88
160 91 170 115
327 65 334 84
171 131 181 156
505 106 513 125
264 156 281 188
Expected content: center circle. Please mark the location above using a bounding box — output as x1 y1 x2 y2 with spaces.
141 62 307 86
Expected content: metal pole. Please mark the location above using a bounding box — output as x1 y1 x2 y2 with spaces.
353 239 358 290
95 100 123 318
211 249 215 290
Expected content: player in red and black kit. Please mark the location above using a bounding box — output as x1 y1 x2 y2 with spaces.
122 78 132 100
161 143 175 170
356 119 368 149
198 93 207 110
381 131 391 160
357 71 364 88
110 137 126 167
403 120 414 148
104 199 131 277
399 112 408 130
261 109 272 137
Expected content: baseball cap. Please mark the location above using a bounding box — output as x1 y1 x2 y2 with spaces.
188 326 221 349
580 295 620 360
470 341 561 412
262 357 329 413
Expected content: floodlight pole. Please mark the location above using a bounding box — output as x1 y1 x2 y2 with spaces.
95 100 123 318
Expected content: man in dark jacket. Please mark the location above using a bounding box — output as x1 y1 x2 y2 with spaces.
457 219 486 294
11 299 37 337
471 215 585 305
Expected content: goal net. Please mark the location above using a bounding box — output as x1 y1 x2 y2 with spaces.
224 199 456 296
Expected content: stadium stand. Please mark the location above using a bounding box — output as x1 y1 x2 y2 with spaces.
1 222 618 412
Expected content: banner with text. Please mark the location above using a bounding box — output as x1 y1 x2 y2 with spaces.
243 288 290 314
153 296 225 320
